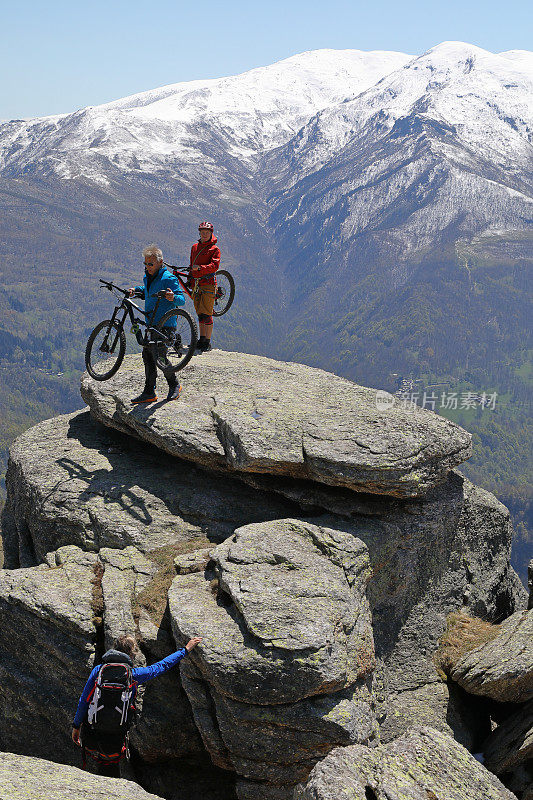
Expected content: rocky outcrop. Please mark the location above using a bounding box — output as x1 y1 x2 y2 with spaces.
436 609 533 799
0 546 98 764
294 725 519 800
449 609 532 703
0 750 164 800
0 351 527 800
80 351 472 498
169 520 378 799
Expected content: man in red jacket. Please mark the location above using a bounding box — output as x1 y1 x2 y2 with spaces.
189 221 220 352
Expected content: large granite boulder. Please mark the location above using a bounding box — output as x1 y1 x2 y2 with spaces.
295 726 519 800
0 751 164 800
169 519 378 799
80 351 472 498
0 546 98 764
2 410 298 568
449 609 532 703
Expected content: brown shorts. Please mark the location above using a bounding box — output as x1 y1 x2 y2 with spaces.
193 285 216 317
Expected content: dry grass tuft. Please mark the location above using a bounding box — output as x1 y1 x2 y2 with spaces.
91 561 104 626
433 610 501 680
134 537 210 628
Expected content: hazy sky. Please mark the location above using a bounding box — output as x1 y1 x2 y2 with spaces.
1 0 531 119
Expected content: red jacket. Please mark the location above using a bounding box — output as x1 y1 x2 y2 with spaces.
189 236 220 286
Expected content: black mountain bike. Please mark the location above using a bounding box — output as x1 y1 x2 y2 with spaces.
85 279 198 381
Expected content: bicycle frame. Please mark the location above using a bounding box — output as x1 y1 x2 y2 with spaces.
99 281 170 350
162 262 217 302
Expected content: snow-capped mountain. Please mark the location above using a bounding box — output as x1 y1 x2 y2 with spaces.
257 41 533 318
0 41 531 385
0 49 410 182
269 42 533 183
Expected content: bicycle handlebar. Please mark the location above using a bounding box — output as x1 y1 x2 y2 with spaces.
99 279 129 296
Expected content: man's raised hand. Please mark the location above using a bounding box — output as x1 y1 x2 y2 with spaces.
186 637 203 652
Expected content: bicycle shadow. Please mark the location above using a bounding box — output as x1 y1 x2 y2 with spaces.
61 412 228 544
56 456 153 525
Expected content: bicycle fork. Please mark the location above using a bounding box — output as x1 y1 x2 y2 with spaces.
101 306 127 353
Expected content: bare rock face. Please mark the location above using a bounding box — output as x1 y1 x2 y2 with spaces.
80 351 472 498
169 519 378 799
483 700 533 776
0 751 164 800
450 609 532 703
320 471 527 749
0 546 98 764
295 726 519 800
2 410 298 567
98 546 204 764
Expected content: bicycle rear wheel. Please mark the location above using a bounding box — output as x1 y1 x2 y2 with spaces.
85 320 126 381
155 309 198 372
213 270 235 317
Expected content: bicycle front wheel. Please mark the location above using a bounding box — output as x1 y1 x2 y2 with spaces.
156 309 198 372
213 270 235 317
85 320 126 380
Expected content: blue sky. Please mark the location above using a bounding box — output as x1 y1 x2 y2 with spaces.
1 0 531 119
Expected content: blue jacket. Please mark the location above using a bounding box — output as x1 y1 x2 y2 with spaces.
135 266 185 328
72 647 187 728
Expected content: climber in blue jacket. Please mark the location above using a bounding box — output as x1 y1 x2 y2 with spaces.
72 633 201 777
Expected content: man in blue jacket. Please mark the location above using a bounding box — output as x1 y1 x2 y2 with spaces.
128 244 185 404
72 633 201 777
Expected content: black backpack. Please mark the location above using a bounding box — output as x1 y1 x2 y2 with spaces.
87 652 135 735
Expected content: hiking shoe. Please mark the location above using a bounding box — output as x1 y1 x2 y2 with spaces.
202 340 212 352
166 383 183 402
131 390 157 404
195 337 207 351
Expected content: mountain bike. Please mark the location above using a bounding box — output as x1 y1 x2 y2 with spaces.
163 263 235 316
85 280 198 381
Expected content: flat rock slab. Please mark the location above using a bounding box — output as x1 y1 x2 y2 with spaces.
295 725 518 800
80 350 472 498
450 609 533 703
0 751 163 799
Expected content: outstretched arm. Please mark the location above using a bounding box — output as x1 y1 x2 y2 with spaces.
133 638 202 686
